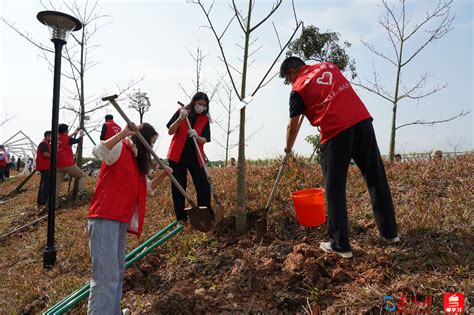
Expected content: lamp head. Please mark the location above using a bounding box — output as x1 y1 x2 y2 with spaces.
37 11 82 43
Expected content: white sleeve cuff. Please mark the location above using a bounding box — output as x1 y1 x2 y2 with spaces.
92 141 123 165
146 177 155 196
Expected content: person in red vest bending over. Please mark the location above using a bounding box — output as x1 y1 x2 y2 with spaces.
56 123 87 203
167 91 213 226
35 131 51 210
100 114 122 141
87 122 172 314
279 57 399 259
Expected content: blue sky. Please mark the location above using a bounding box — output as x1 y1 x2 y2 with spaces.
1 0 472 160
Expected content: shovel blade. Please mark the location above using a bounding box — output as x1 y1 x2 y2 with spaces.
214 204 224 225
186 206 212 232
255 218 267 242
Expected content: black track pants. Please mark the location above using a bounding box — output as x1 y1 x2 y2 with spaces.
168 159 212 222
320 119 398 252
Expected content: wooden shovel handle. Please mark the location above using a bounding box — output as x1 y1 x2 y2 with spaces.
264 115 305 210
103 95 197 208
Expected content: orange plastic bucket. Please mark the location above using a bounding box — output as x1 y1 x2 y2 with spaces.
291 188 326 227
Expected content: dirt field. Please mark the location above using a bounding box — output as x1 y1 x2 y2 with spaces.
0 155 472 313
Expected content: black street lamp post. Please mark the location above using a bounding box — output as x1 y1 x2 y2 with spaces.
37 11 82 270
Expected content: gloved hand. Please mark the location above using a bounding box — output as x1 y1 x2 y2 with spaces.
188 129 198 138
179 109 188 121
162 166 173 175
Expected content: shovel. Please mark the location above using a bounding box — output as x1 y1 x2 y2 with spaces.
255 115 304 241
102 95 212 232
178 101 224 226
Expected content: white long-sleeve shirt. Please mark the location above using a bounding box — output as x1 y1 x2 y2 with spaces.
92 140 153 193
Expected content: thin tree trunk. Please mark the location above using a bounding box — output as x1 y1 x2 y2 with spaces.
225 106 231 166
73 29 86 198
389 40 404 162
235 0 252 234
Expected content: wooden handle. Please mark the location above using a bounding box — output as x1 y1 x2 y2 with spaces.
106 97 197 208
265 115 304 209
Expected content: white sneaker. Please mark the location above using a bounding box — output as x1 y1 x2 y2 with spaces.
319 242 353 259
122 308 131 315
385 236 400 244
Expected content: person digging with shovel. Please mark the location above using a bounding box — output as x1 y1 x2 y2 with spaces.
280 56 399 259
87 122 172 314
166 92 214 227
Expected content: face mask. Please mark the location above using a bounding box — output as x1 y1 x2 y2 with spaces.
195 104 206 114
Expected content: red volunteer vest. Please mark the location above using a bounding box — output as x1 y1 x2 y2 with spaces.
57 133 75 168
35 139 51 171
0 152 6 167
104 120 122 140
292 63 372 143
88 140 147 237
167 111 208 167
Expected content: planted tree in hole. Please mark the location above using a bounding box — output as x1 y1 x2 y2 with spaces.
192 0 302 233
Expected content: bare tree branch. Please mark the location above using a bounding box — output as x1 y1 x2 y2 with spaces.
401 11 454 67
251 21 303 96
0 17 54 53
231 0 246 33
244 123 263 143
248 45 263 58
381 0 403 39
219 12 237 41
396 110 470 130
217 55 242 75
259 71 279 90
249 0 282 32
178 83 192 99
352 81 393 103
193 0 241 100
404 83 447 100
354 63 392 102
361 39 397 66
398 73 447 100
404 0 453 41
291 0 299 26
380 14 401 61
248 36 259 48
272 21 282 50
